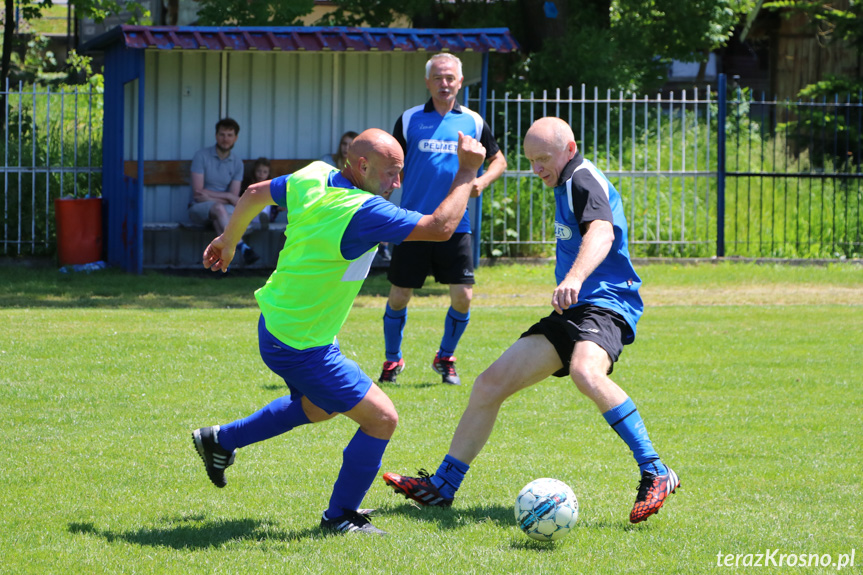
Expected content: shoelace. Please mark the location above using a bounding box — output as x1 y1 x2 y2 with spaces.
437 358 457 375
635 474 657 502
342 509 373 527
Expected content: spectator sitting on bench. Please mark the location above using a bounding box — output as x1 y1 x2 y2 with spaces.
320 130 358 171
189 117 260 266
243 157 285 226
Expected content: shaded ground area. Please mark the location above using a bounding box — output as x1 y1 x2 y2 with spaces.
1 258 861 309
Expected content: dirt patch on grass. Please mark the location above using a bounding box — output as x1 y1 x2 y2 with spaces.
355 283 863 308
643 284 863 306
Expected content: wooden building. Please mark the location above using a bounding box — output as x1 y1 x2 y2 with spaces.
725 0 860 100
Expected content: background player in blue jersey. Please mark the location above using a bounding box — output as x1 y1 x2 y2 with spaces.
380 53 508 386
192 129 487 536
383 117 680 524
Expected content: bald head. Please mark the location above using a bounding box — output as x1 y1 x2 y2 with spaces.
523 117 577 187
525 117 575 152
343 128 404 199
347 129 399 164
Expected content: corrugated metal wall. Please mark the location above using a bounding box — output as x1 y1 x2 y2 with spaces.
140 49 482 224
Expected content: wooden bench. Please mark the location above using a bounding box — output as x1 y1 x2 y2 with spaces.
130 159 314 269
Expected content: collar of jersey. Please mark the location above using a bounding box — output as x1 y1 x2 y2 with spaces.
556 151 584 187
207 145 234 161
423 98 463 114
328 170 356 190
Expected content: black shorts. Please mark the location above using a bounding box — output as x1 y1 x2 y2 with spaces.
520 304 633 377
387 232 475 288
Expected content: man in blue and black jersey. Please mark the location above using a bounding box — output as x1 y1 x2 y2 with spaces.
379 53 507 386
383 117 680 525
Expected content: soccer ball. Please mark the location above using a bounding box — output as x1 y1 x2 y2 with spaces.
514 478 579 541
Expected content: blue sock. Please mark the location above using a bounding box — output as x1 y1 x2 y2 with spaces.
602 397 667 476
383 303 407 362
325 429 389 518
430 454 470 499
439 307 470 358
217 397 311 452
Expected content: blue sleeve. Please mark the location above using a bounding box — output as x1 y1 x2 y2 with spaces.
340 196 423 260
269 174 291 208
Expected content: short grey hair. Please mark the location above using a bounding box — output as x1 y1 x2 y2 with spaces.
425 53 463 80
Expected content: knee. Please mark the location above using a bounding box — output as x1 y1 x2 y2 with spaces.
210 203 228 220
372 408 399 438
451 289 472 312
470 370 510 407
388 288 412 310
569 363 606 397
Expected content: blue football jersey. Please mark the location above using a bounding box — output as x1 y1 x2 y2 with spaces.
394 100 500 234
554 154 644 339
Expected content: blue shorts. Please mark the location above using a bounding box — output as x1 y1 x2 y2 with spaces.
258 315 373 414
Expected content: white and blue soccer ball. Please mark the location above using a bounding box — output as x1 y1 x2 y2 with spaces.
514 478 579 541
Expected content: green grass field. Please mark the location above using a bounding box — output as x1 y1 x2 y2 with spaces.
1 261 861 574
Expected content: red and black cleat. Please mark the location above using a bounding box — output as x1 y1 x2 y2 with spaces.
383 470 454 508
630 467 680 523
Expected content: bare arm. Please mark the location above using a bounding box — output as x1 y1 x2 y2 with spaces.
551 219 614 314
191 172 242 206
202 180 275 272
405 132 486 242
471 149 507 198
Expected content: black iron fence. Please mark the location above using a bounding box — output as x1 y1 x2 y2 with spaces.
719 74 862 258
469 74 863 259
2 75 861 262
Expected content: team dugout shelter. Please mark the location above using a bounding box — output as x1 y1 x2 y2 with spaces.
81 25 519 274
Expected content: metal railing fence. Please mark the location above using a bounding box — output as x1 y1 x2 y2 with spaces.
720 81 863 258
1 80 102 257
468 85 716 259
2 75 861 262
468 76 863 259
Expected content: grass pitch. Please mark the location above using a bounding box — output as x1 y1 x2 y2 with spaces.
1 261 861 574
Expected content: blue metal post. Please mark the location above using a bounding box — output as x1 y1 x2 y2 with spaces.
716 73 726 257
473 52 490 266
134 53 146 274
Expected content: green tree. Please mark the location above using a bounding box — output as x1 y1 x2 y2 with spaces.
194 0 314 26
319 0 755 93
1 0 147 92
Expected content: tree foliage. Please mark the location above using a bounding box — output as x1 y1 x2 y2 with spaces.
194 0 315 26
319 0 754 93
1 0 147 89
